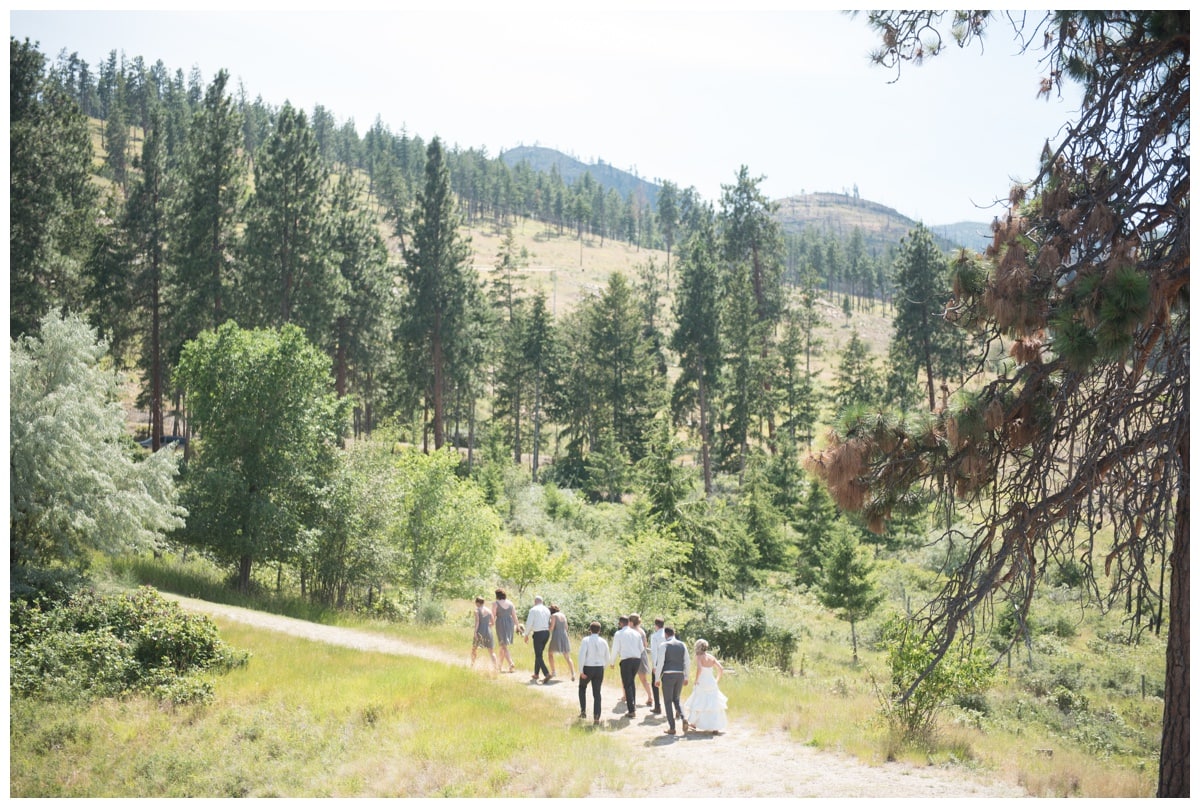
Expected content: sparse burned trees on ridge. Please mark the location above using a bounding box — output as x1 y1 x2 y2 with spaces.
807 11 1188 796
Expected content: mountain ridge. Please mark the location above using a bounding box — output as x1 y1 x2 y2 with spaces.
500 146 991 253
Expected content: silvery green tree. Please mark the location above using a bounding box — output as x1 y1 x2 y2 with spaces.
10 312 185 583
824 11 1188 796
175 322 350 593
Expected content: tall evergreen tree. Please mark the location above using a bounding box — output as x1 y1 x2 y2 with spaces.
890 224 960 411
240 101 335 347
523 291 555 482
670 210 722 495
327 170 392 434
584 273 662 463
168 69 245 364
124 106 172 450
657 180 680 287
398 136 476 451
718 167 786 473
11 37 97 338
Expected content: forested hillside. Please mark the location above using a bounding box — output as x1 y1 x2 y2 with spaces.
10 11 1187 798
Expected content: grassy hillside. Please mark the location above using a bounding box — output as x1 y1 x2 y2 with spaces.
774 191 979 256
465 217 669 317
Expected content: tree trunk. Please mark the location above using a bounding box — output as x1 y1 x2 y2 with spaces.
432 313 445 450
150 240 163 451
1158 432 1189 797
334 318 348 398
238 554 252 593
699 370 713 497
532 369 542 482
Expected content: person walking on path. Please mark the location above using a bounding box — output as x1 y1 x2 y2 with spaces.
525 595 552 683
610 615 645 718
577 621 609 724
654 626 691 735
471 596 498 671
492 589 517 673
649 617 666 715
547 604 576 681
684 638 728 733
629 613 654 708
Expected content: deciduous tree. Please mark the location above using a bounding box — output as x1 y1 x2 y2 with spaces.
175 322 350 593
10 312 184 577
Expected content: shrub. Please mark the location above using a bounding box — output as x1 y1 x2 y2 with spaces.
689 603 797 673
876 615 995 743
10 586 248 704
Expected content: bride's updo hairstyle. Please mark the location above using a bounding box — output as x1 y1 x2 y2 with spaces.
694 639 709 655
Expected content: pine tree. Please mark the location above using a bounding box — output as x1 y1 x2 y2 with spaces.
124 105 171 450
327 170 391 433
890 224 961 411
240 102 335 347
670 210 722 495
399 137 476 451
831 330 882 410
817 522 884 660
851 13 1188 794
718 166 786 474
11 37 97 338
168 69 245 363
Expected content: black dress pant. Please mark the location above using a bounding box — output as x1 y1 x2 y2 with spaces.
619 657 641 713
579 665 604 719
532 630 550 678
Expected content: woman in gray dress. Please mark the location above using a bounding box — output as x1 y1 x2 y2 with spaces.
547 604 576 681
492 589 517 673
471 596 498 671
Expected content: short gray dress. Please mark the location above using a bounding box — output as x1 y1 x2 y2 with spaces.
549 612 571 654
494 599 516 645
474 606 494 649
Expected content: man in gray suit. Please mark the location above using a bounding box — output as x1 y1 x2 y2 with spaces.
653 626 691 735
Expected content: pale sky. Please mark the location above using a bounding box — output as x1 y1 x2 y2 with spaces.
9 3 1082 225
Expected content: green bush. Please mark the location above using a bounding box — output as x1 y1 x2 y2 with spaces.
689 603 797 673
876 615 995 743
11 586 248 704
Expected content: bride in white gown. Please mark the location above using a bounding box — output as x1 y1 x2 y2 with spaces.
683 638 727 733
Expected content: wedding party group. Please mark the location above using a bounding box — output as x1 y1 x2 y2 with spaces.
471 591 727 737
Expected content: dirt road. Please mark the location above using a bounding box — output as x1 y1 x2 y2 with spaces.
167 594 1024 798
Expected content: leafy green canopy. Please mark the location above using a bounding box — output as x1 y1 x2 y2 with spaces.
175 322 350 591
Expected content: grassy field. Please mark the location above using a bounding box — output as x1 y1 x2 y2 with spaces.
50 552 1160 798
10 616 634 798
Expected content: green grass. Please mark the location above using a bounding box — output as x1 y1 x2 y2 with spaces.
10 620 631 797
98 551 1162 797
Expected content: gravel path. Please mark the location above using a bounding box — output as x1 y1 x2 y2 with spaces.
167 594 1025 798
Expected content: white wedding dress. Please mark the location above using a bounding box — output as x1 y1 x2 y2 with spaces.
684 663 728 732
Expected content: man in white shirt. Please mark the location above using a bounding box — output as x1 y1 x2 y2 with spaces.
525 596 552 683
577 621 609 724
609 615 645 718
649 617 666 715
